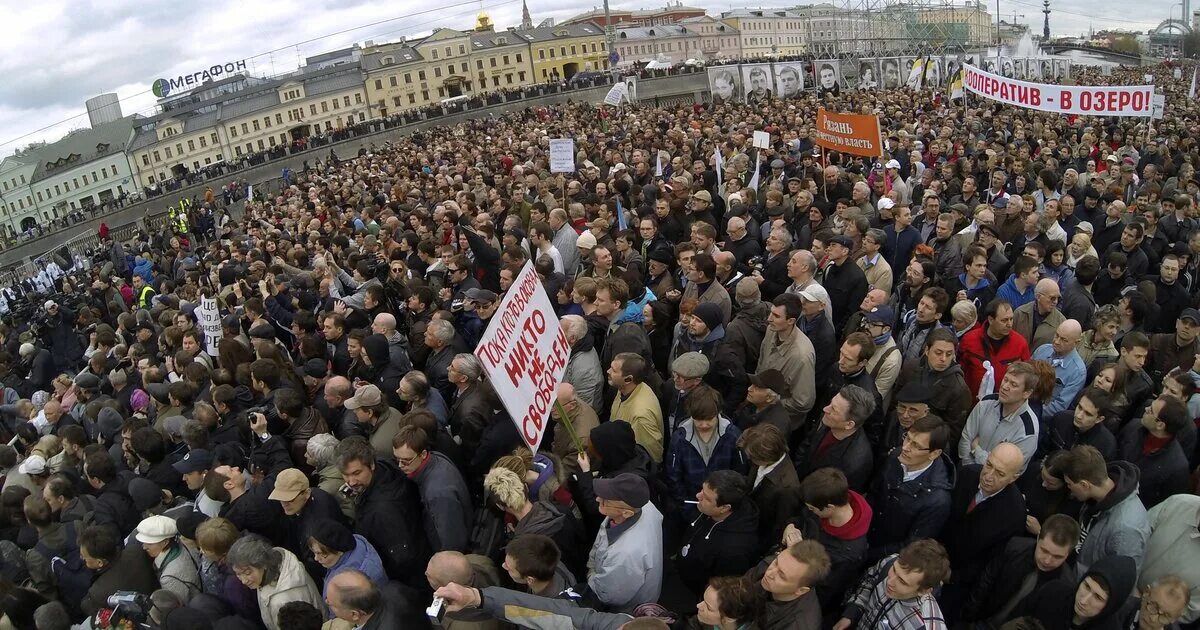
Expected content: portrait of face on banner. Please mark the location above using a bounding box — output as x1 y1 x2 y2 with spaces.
858 59 880 89
945 56 962 82
982 58 997 73
816 60 841 95
923 57 943 87
708 67 741 104
1001 58 1015 77
774 63 804 97
881 58 902 88
1055 59 1070 81
743 64 774 102
1027 58 1043 80
1013 59 1028 80
1040 59 1054 81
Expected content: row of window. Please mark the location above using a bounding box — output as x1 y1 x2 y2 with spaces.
536 41 605 60
2 184 126 219
33 163 123 204
1 174 27 193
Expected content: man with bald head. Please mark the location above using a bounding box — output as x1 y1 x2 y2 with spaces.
723 216 761 274
842 288 888 339
713 251 745 295
371 312 413 372
327 569 413 629
551 383 598 475
322 376 364 439
940 441 1028 619
1032 319 1086 416
1013 277 1065 349
426 550 505 629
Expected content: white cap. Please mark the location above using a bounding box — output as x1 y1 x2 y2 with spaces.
43 300 57 310
885 159 901 170
18 455 46 476
135 515 178 544
877 197 896 211
613 162 628 171
798 284 830 306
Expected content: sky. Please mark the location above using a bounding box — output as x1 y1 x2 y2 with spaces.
0 0 1172 160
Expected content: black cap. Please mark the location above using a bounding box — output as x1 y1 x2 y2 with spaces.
303 358 329 378
1181 308 1200 324
829 235 854 248
593 472 650 508
895 381 934 404
748 369 787 396
648 249 673 264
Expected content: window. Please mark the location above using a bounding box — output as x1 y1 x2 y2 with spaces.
204 157 211 165
82 174 88 185
418 70 426 80
257 140 265 150
489 57 496 67
73 178 79 189
390 76 398 87
404 72 412 83
211 132 218 145
505 73 513 84
142 155 151 166
310 104 317 115
164 147 172 158
459 44 466 54
355 93 363 104
492 76 499 87
519 71 526 81
245 143 252 153
435 67 442 77
516 53 523 62
408 93 416 104
241 123 249 134
570 45 576 55
375 79 383 89
332 98 339 109
560 46 566 56
187 139 195 152
447 64 453 76
445 46 451 57
549 48 555 57
438 87 445 97
275 113 283 125
461 62 467 72
252 120 260 131
503 55 510 64
321 101 328 112
476 59 484 70
421 90 429 100
36 192 42 202
538 49 545 59
235 146 243 156
54 185 60 195
343 96 351 107
199 136 207 148
268 136 276 147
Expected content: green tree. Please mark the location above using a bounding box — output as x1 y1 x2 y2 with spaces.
1183 31 1200 58
1110 34 1141 54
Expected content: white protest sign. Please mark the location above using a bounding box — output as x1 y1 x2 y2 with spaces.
752 130 770 149
549 138 576 173
1152 93 1166 120
603 82 628 106
197 296 222 354
474 262 571 453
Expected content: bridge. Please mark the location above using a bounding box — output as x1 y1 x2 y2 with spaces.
1039 43 1144 63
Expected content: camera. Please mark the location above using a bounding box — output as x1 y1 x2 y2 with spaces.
426 595 447 622
106 591 153 628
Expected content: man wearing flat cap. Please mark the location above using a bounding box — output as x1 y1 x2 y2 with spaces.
736 369 792 435
587 472 663 613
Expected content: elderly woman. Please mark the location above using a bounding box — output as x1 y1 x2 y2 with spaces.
1066 224 1098 268
305 518 386 608
949 300 978 338
226 535 325 630
305 433 353 521
135 514 201 603
1077 305 1120 366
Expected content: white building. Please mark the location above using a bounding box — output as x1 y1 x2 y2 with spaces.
720 9 809 57
677 15 743 60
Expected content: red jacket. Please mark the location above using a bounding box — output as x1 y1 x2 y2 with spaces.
958 327 1031 397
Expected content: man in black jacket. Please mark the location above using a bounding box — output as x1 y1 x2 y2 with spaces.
960 513 1079 627
82 451 139 538
795 385 875 491
867 416 955 562
337 436 430 591
938 442 1027 623
327 569 431 629
676 470 761 597
822 235 869 334
1117 395 1191 509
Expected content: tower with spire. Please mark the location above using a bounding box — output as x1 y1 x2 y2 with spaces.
1042 0 1050 39
521 0 533 29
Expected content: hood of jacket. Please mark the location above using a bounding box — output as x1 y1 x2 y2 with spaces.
571 330 596 355
957 272 992 290
269 546 314 596
888 451 957 492
1079 554 1137 625
330 534 379 576
517 501 567 537
821 490 873 540
733 301 770 329
1093 461 1140 514
590 420 638 472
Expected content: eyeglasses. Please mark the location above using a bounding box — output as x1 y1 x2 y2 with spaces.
901 434 931 451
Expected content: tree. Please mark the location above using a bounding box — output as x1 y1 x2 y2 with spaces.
1109 34 1141 55
1183 31 1200 58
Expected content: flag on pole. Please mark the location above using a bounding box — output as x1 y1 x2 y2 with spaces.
655 152 663 178
1191 67 1197 100
714 146 724 189
948 64 964 101
748 150 761 192
616 197 628 231
906 57 926 89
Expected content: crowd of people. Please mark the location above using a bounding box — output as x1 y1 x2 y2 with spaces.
0 55 1196 630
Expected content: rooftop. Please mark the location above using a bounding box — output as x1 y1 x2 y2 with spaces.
30 117 138 183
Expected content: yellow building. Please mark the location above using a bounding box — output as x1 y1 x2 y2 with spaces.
516 22 610 83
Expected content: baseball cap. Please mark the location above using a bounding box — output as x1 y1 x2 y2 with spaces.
885 159 901 169
268 468 309 502
1181 308 1200 324
303 358 329 379
465 288 499 304
798 284 830 305
864 305 896 325
135 515 178 544
18 455 46 476
44 300 57 310
990 196 1009 209
575 231 598 250
593 472 650 508
344 384 383 410
748 369 787 396
829 235 854 249
877 197 895 211
173 449 213 474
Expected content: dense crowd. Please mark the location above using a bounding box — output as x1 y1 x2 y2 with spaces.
0 57 1197 630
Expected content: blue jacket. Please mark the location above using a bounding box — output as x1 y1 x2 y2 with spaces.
666 416 746 510
882 225 920 276
321 534 388 601
132 257 155 285
1031 344 1086 417
995 276 1035 310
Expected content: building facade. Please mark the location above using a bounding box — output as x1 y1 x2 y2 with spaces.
517 22 610 82
677 16 743 60
720 9 808 57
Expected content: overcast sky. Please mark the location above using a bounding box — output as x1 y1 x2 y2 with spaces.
0 0 1170 160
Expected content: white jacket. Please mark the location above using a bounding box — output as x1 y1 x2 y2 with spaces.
587 501 664 613
257 547 327 630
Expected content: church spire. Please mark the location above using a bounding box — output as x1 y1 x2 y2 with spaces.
522 0 533 29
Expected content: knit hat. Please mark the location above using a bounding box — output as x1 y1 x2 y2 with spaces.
97 407 124 441
130 389 150 413
362 334 391 367
305 518 356 553
128 478 164 513
692 302 724 331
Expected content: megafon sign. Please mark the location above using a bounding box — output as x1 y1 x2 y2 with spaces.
152 60 248 98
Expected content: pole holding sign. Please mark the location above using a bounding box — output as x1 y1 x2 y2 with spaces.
549 139 576 173
474 262 572 453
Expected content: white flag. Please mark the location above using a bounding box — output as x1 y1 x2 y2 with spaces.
748 150 761 192
714 147 724 189
655 153 663 178
1191 67 1197 100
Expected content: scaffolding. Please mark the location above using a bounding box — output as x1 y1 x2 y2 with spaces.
838 0 981 58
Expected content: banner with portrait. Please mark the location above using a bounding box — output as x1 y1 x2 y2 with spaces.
880 58 904 88
857 59 881 89
814 60 842 96
774 62 805 97
708 67 741 104
742 63 775 102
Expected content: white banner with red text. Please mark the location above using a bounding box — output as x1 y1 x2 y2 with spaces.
962 63 1154 118
474 261 571 453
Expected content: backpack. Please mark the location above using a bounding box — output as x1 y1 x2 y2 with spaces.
35 521 92 617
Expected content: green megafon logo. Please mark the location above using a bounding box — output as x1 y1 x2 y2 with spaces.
152 78 173 98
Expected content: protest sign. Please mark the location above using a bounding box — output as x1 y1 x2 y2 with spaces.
603 82 628 106
197 296 222 354
549 139 575 173
814 109 883 158
752 130 770 149
474 262 572 452
963 64 1154 118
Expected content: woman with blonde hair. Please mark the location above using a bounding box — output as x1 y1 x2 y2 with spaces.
492 447 577 516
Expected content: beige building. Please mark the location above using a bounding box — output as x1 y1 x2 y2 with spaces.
677 16 743 60
517 22 610 82
129 63 369 188
915 1 993 47
720 9 808 57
